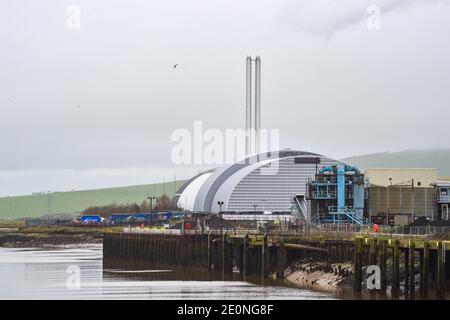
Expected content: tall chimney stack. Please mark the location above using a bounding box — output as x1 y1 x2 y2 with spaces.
255 56 261 154
245 56 252 156
245 56 261 156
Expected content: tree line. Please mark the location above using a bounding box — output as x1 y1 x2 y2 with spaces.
82 194 180 217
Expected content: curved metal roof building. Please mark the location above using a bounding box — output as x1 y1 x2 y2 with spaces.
173 149 346 213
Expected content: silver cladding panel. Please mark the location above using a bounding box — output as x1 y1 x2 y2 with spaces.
200 150 320 212
172 168 216 207
227 156 342 212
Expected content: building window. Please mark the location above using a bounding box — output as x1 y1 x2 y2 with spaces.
294 157 320 164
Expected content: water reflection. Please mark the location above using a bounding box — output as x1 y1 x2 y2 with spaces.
0 247 333 300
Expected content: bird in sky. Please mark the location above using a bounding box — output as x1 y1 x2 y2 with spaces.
173 64 178 69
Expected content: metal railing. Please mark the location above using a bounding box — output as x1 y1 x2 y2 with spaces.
313 191 336 199
324 206 373 226
123 223 450 237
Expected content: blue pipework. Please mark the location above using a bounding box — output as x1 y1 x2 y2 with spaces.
309 164 367 225
319 165 361 175
337 165 345 223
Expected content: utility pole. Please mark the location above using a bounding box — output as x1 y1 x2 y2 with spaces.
387 178 392 225
412 178 415 222
148 196 156 213
174 173 177 195
260 199 266 212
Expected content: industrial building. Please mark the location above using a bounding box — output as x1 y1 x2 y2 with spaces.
306 164 369 225
364 168 438 188
172 56 349 219
173 149 346 215
172 57 449 227
436 181 450 220
364 168 440 225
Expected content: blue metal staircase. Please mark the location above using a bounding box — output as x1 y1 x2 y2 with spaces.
313 206 373 226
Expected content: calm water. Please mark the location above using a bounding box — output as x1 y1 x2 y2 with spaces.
0 247 333 300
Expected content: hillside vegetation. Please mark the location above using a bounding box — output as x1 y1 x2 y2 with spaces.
0 180 185 220
343 148 450 176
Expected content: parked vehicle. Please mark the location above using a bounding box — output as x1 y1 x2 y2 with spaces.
80 215 104 224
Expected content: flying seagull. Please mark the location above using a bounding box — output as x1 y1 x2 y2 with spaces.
173 64 178 69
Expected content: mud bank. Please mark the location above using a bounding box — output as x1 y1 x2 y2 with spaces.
0 232 102 248
283 259 353 293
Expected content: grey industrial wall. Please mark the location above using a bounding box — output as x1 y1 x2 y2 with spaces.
227 156 341 212
368 186 437 221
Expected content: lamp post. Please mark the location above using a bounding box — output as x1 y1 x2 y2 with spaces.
387 178 392 226
147 196 156 214
411 178 415 222
260 199 266 212
217 201 224 219
217 201 224 213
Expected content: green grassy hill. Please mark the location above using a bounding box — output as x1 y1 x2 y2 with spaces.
0 180 185 220
343 148 450 176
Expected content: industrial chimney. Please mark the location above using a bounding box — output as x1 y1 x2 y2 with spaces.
255 56 261 154
245 56 261 155
246 56 252 156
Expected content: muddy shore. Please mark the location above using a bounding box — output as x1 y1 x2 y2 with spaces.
283 259 353 293
0 229 103 248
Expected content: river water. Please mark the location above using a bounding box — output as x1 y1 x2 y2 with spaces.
0 247 333 300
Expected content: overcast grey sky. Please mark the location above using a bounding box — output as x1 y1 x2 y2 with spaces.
1 0 450 196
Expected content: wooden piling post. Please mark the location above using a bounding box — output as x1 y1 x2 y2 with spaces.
423 242 429 298
185 235 190 266
243 233 249 279
150 235 154 264
159 234 163 265
222 232 227 273
177 236 182 265
262 234 268 279
255 246 261 277
127 234 131 260
276 240 287 279
154 235 158 264
225 239 233 274
174 235 178 265
169 236 174 265
409 241 415 298
405 248 410 296
369 238 377 266
163 235 167 265
379 239 387 293
354 238 363 292
392 239 400 297
207 232 212 271
102 233 107 258
248 246 254 275
437 242 445 299
151 235 156 263
419 248 424 296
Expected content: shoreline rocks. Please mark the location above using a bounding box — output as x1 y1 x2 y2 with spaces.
0 232 102 248
283 259 353 293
